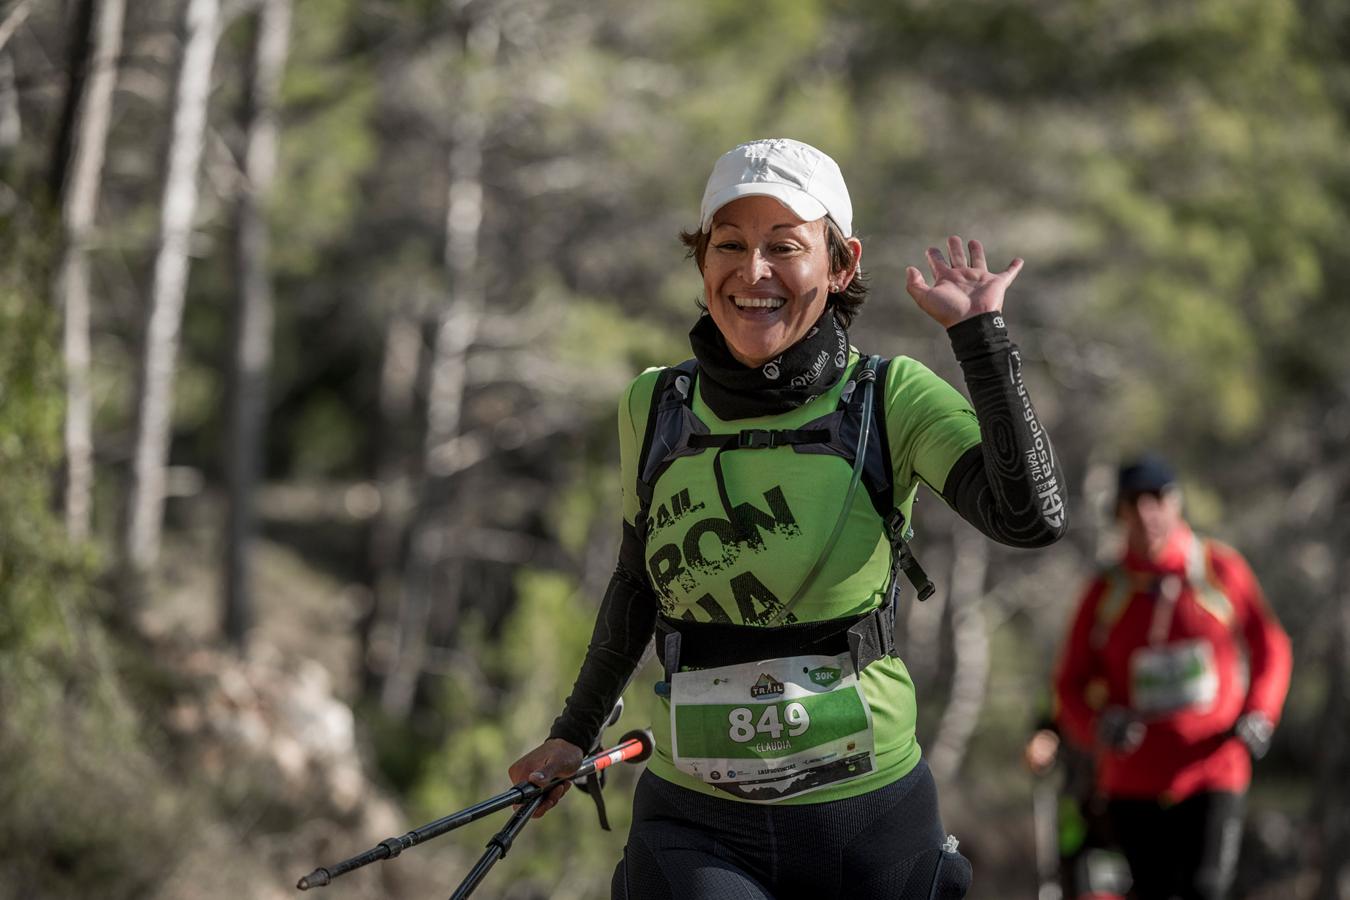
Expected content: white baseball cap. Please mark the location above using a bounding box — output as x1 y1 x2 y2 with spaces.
699 138 854 237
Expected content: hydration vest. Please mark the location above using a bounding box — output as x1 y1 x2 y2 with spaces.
1090 535 1236 651
633 356 935 678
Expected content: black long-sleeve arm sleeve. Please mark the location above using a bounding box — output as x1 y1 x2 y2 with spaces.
940 312 1068 548
548 520 659 750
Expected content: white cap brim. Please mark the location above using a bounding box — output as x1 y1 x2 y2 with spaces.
700 183 830 233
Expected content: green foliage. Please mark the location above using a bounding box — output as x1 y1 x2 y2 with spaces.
272 0 378 277
288 389 365 477
0 218 188 900
550 474 615 563
0 668 190 900
0 226 82 654
554 294 687 375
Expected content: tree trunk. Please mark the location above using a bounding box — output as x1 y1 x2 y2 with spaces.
928 529 991 782
424 103 488 471
47 0 93 202
53 0 125 542
123 0 221 578
362 309 422 691
0 2 28 158
380 92 488 717
222 0 291 648
0 1 34 56
0 48 21 162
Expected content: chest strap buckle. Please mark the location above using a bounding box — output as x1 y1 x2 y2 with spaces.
737 429 777 449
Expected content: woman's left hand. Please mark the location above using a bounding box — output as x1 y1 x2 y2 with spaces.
905 235 1023 328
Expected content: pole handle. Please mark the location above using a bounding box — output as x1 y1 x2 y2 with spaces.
593 729 653 770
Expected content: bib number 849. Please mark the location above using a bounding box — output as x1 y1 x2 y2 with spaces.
728 702 810 743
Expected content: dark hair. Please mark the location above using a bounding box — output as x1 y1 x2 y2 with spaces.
678 218 869 328
1116 453 1177 494
1114 453 1180 510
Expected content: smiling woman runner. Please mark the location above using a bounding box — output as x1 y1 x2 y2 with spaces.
508 137 1068 900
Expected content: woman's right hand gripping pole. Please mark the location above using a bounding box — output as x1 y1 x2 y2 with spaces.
508 738 585 818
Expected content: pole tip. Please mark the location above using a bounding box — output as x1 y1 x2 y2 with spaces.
296 868 330 890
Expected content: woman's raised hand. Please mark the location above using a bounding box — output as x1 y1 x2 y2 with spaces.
905 235 1023 328
507 738 585 818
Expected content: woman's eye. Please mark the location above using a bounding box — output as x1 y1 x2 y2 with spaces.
714 242 743 252
772 244 799 254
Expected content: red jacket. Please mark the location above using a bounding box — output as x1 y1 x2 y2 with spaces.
1054 525 1291 801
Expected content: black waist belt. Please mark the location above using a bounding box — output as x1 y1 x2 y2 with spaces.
654 601 897 682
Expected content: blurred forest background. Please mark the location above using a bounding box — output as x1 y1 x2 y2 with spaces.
3 0 1350 897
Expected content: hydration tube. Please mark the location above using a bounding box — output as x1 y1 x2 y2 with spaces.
764 355 879 627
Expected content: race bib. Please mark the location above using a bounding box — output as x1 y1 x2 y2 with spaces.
669 652 875 803
1129 639 1218 715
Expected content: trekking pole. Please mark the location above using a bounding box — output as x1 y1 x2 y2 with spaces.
295 728 653 892
449 697 632 900
1024 728 1063 900
447 792 545 900
1031 769 1063 900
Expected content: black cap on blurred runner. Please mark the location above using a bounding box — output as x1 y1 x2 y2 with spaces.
1117 453 1177 503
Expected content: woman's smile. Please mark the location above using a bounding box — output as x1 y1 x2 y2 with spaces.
731 294 786 311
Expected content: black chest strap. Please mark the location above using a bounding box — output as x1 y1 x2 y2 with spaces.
634 357 894 541
654 597 898 683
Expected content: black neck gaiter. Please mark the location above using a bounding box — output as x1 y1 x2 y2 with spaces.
688 307 850 420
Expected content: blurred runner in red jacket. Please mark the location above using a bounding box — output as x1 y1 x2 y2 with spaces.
1054 455 1291 900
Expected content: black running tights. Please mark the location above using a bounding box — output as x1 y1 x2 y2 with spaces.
612 760 971 900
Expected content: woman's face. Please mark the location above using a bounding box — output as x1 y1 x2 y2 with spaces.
702 195 859 368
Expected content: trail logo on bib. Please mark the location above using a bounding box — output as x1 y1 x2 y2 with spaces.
751 673 785 698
